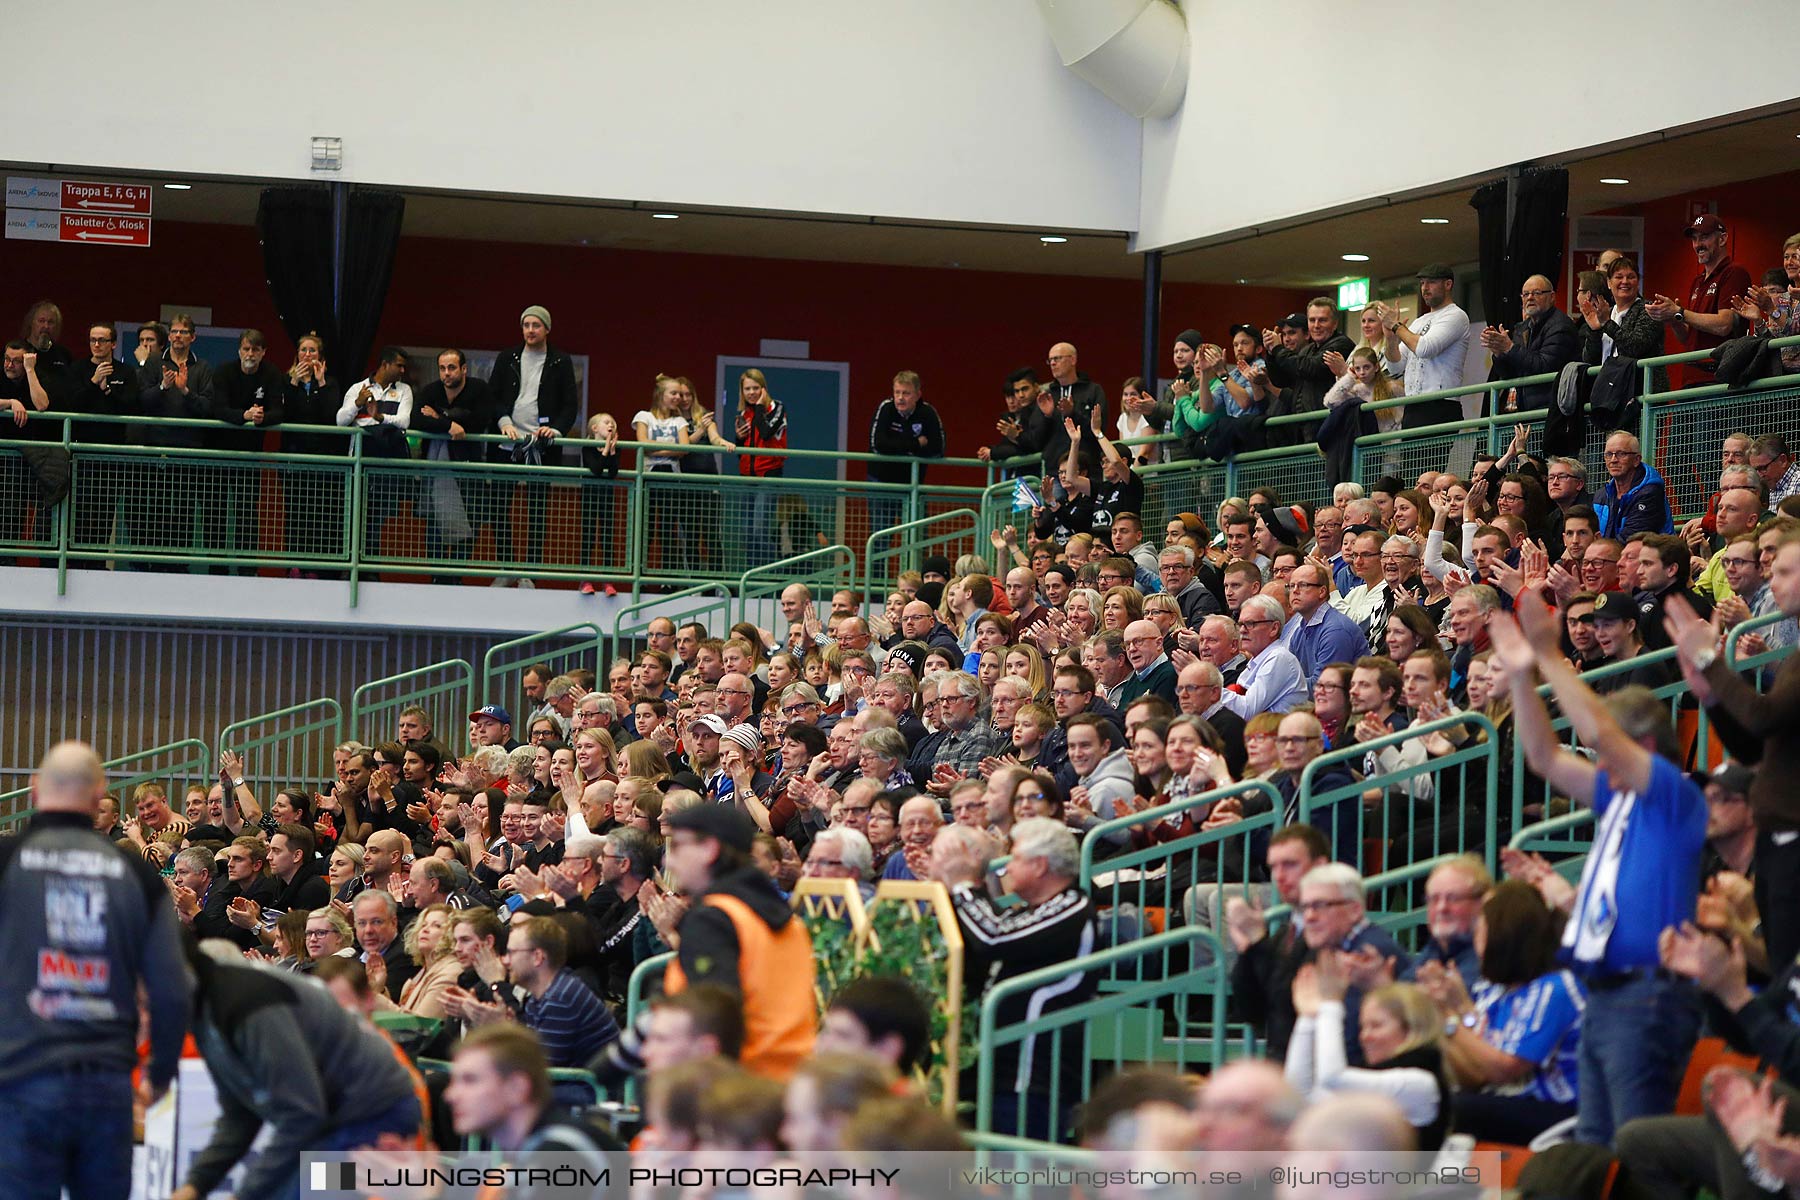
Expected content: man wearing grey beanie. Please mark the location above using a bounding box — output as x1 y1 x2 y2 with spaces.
486 304 579 585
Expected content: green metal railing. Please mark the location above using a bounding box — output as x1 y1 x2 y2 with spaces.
623 950 676 1110
480 623 605 710
216 698 344 793
737 545 855 627
348 659 475 748
864 508 977 606
1078 779 1283 953
1299 711 1500 876
974 925 1227 1143
7 336 1797 602
0 737 213 831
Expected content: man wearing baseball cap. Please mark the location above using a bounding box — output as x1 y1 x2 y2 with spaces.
467 704 519 751
486 304 579 582
660 804 815 1079
1648 214 1754 388
1377 264 1470 400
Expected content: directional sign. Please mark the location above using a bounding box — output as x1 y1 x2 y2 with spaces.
7 175 154 215
5 209 152 247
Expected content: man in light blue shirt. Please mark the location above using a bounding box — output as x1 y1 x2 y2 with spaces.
1283 563 1370 686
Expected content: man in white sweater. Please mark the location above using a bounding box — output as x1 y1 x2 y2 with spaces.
1380 263 1470 397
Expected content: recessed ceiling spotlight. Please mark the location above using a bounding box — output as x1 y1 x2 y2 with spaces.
650 212 679 220
1341 253 1370 262
163 183 192 190
1420 217 1449 225
1039 235 1067 244
1599 177 1630 185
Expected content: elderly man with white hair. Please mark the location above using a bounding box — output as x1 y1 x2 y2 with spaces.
803 825 876 901
1219 595 1308 719
930 816 1097 1141
1287 863 1410 1067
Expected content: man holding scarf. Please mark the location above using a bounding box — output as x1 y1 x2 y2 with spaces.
1490 595 1704 1146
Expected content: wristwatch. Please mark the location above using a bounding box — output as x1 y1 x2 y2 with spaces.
1443 1011 1479 1037
1694 646 1719 672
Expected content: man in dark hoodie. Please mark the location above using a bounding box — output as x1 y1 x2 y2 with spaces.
1039 342 1105 483
1038 663 1124 788
173 940 421 1200
487 304 578 578
660 805 815 1080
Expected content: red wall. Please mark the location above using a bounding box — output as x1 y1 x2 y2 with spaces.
1588 167 1800 358
0 219 1309 484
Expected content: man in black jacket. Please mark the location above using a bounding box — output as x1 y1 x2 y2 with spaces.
1482 274 1579 413
866 369 944 554
978 367 1052 476
414 348 494 577
0 741 190 1200
488 305 578 579
67 322 136 554
1039 342 1105 479
1263 298 1354 445
209 330 286 571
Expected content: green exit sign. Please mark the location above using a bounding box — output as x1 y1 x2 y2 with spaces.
1337 277 1371 310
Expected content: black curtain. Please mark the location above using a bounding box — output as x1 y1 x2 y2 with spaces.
1468 167 1568 330
256 186 406 382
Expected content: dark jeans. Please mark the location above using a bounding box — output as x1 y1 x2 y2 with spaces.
0 1067 134 1200
1453 1091 1577 1146
578 476 618 569
1755 830 1800 978
1576 973 1701 1145
266 1089 422 1200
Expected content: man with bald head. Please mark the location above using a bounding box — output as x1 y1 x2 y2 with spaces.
1481 272 1578 413
898 599 960 656
1694 485 1763 602
1004 566 1051 641
1196 1060 1303 1152
1176 659 1247 777
1112 619 1178 708
0 742 191 1198
1040 341 1105 482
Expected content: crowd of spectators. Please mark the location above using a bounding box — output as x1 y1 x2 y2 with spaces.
5 218 1798 589
9 221 1800 1194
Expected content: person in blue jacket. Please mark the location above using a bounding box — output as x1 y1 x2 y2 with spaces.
1593 430 1673 539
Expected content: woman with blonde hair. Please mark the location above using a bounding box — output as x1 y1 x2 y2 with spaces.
1063 588 1101 641
1288 952 1452 1150
392 902 461 1018
1142 591 1187 656
619 739 672 785
1003 643 1049 702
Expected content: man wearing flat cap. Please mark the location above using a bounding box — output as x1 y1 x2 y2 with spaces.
659 804 815 1079
1262 297 1354 445
1649 214 1755 389
1376 264 1470 402
487 304 579 581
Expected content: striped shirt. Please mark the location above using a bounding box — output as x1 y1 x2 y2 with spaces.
1471 970 1585 1104
521 969 620 1068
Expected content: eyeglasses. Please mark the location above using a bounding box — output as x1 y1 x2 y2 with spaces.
1603 449 1639 459
781 702 817 715
1425 890 1482 907
1050 688 1089 699
1296 898 1355 915
1520 288 1554 297
1313 682 1345 692
1275 735 1321 746
1239 619 1279 629
1547 472 1577 482
1015 791 1046 803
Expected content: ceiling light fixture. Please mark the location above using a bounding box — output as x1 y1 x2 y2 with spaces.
1599 177 1630 185
1341 253 1370 262
1420 217 1449 225
1040 235 1067 244
650 212 679 220
163 183 192 190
